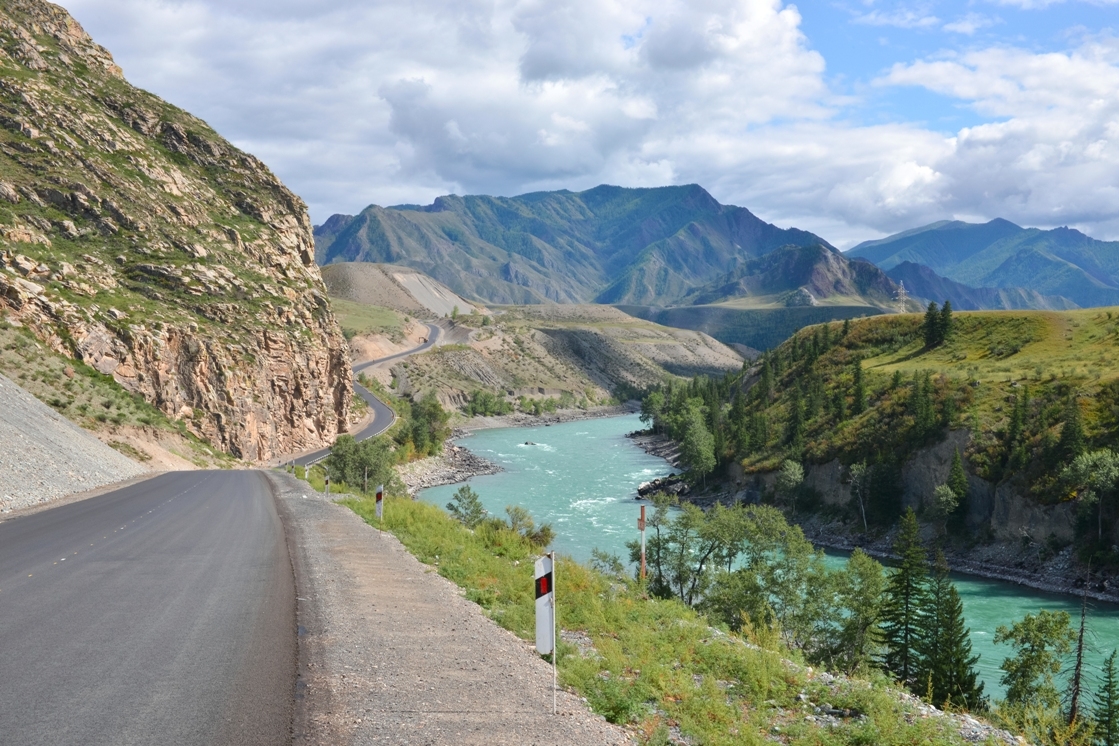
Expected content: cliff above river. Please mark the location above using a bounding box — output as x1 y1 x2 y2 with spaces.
0 0 351 460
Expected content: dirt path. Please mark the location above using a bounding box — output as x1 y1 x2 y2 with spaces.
269 471 630 746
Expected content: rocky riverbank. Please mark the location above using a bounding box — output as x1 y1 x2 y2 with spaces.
797 514 1119 606
459 402 638 432
626 430 682 468
397 430 502 495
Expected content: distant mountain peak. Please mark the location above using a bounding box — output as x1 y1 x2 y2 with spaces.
314 185 831 306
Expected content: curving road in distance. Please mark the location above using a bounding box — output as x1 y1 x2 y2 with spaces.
0 471 294 746
293 321 441 467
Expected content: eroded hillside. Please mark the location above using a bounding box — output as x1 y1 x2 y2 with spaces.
384 304 743 410
0 0 350 460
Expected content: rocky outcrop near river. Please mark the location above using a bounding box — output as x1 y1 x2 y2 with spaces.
0 0 351 460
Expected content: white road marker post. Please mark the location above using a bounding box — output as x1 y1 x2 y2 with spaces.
535 553 557 715
375 484 384 530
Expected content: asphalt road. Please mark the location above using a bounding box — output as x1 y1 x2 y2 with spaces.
293 322 442 467
0 470 295 746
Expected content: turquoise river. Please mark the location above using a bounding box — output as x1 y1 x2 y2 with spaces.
421 413 1119 698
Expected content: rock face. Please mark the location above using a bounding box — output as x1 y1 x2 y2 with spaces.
800 429 1078 545
0 0 350 461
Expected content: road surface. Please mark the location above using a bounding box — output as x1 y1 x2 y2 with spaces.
293 322 441 467
0 471 294 746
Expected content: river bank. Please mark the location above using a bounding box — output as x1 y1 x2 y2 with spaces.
623 431 1119 605
798 515 1119 606
398 404 640 495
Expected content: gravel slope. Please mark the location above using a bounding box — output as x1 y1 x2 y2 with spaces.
270 471 631 746
0 373 146 512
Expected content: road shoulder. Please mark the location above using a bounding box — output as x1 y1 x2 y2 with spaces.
268 471 631 746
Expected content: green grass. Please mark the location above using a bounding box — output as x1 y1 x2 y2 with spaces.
337 492 982 745
330 298 404 339
736 308 1119 488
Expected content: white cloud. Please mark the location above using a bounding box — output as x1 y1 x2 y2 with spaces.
853 9 940 28
991 0 1117 8
942 13 998 34
59 0 1119 247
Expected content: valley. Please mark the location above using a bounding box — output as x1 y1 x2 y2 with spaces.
2 1 1118 745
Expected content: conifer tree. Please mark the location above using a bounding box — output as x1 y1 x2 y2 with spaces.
938 300 954 341
924 301 941 347
916 551 986 710
948 448 969 502
853 358 866 415
786 385 804 450
1059 398 1087 463
882 508 928 687
1094 650 1119 746
842 317 850 337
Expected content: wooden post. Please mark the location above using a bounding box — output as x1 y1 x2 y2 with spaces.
638 505 646 581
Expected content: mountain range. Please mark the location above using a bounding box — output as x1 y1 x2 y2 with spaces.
848 219 1119 308
314 185 833 306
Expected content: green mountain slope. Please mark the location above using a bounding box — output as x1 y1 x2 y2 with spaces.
886 261 1077 311
849 220 1119 308
0 0 351 461
314 184 830 306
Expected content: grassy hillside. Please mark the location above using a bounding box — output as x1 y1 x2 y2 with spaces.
314 184 829 306
0 0 350 461
644 307 1119 562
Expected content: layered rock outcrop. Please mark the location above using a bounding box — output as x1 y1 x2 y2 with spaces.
0 0 350 460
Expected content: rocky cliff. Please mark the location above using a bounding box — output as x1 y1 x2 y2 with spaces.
0 0 350 461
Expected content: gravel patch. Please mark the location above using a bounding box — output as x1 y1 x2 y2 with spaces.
0 372 146 512
269 471 631 746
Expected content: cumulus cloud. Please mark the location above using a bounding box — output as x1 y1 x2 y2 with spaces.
62 0 1119 246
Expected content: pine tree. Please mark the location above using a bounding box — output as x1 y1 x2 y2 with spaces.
911 372 936 438
786 385 804 450
948 448 969 502
916 551 986 710
924 301 941 347
853 358 867 415
1094 650 1119 746
882 508 928 687
842 317 851 337
938 300 954 342
1059 398 1087 463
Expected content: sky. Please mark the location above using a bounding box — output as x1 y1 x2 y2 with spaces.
62 0 1119 248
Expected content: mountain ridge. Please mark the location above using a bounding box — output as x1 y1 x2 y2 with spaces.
848 219 1119 308
314 184 833 306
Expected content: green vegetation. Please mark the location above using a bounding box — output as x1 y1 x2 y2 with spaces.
446 485 487 528
1095 651 1119 746
464 389 513 417
641 308 1119 564
338 490 980 745
330 299 404 341
357 374 451 461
